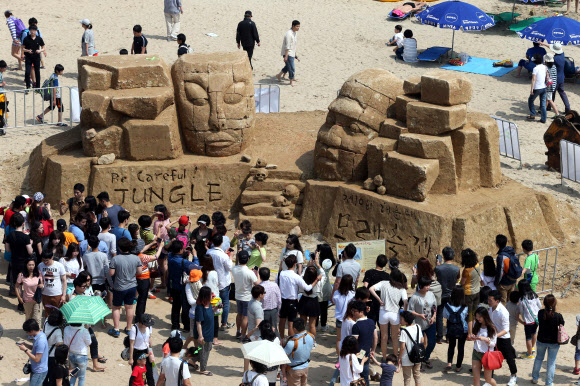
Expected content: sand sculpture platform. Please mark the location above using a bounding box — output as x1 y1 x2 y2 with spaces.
29 54 577 264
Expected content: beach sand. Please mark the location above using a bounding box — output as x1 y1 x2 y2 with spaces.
1 0 580 384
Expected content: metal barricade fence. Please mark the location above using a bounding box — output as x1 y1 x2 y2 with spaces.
2 86 79 129
254 84 280 113
516 246 558 296
491 115 522 168
560 139 580 186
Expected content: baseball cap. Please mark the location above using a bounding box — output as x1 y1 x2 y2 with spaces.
137 353 148 360
56 219 67 231
189 269 202 282
170 330 183 339
33 192 44 202
139 313 155 327
178 215 189 226
79 19 91 26
245 10 252 17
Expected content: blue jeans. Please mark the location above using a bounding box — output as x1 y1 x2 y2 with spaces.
30 371 47 386
532 341 560 385
360 357 370 385
281 56 296 80
528 88 547 123
69 353 88 386
423 323 437 361
329 368 340 386
396 46 404 60
219 286 230 326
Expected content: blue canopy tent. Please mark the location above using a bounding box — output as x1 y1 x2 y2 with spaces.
516 15 580 45
415 0 495 55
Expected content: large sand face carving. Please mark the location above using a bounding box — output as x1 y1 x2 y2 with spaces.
172 52 255 156
314 69 404 181
29 56 576 266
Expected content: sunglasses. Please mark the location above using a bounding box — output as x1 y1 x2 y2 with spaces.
286 241 293 244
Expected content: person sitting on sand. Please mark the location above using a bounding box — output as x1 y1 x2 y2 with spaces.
513 42 546 78
396 30 418 63
387 25 404 53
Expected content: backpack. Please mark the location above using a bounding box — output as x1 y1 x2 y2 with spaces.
175 231 189 250
240 371 261 386
179 44 194 54
38 75 55 101
524 253 539 283
287 332 315 359
13 18 26 39
445 304 466 338
504 253 523 281
403 326 426 364
177 360 186 386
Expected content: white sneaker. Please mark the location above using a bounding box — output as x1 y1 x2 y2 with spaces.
483 383 492 386
321 325 329 332
508 375 518 386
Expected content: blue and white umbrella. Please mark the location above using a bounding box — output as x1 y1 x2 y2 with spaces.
416 0 496 53
516 16 580 45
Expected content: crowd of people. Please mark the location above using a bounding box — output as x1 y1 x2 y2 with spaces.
2 184 580 386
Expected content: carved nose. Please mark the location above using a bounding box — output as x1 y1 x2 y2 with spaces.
209 92 226 131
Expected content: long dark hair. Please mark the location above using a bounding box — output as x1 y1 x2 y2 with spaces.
473 307 497 338
338 274 353 296
22 256 40 278
389 268 405 290
286 234 303 253
449 285 466 307
200 255 215 283
28 200 45 224
154 204 171 222
416 257 434 279
303 265 318 295
543 294 557 320
518 280 538 301
482 255 495 277
318 243 335 269
64 242 82 268
47 230 65 257
461 248 478 268
197 286 211 307
340 335 359 358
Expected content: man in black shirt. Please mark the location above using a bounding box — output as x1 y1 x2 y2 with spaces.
132 24 148 54
21 25 44 89
236 11 260 69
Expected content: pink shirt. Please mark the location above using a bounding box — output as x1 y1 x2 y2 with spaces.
153 219 171 242
17 273 43 302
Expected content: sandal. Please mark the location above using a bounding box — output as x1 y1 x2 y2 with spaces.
444 365 453 371
424 360 433 369
526 115 536 121
200 371 213 376
455 366 462 373
98 357 107 363
188 363 199 371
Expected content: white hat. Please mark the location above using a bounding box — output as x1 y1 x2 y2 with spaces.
544 53 554 63
79 19 91 26
550 43 564 55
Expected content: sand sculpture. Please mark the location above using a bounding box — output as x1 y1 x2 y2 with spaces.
29 54 575 264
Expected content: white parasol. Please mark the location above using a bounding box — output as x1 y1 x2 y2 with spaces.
241 340 291 367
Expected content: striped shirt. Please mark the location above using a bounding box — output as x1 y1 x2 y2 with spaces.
6 16 17 40
402 38 418 63
547 66 557 93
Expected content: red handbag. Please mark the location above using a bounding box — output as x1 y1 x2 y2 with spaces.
482 349 504 370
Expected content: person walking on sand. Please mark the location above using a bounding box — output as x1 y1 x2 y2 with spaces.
164 0 183 41
236 11 260 70
4 11 23 70
276 20 300 87
80 19 95 57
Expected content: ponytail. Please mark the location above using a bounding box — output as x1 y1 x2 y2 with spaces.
88 24 93 29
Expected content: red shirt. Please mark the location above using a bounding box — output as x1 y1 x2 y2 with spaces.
131 365 147 386
3 208 15 226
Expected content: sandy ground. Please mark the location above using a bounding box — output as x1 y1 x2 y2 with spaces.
1 0 580 384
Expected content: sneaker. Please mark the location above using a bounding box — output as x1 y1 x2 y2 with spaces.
371 372 381 382
170 34 178 40
168 297 173 303
148 292 157 299
220 322 235 331
483 383 492 386
108 329 120 338
235 331 242 339
519 353 535 359
531 379 538 384
321 325 329 332
241 337 251 343
507 375 518 386
573 368 580 375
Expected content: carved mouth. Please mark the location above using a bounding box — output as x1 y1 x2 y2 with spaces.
206 132 237 149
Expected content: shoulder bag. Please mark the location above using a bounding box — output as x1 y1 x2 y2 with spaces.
482 347 504 370
348 355 366 386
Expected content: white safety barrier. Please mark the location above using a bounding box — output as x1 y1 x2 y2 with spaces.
492 115 522 168
254 84 280 113
560 139 580 186
1 86 80 128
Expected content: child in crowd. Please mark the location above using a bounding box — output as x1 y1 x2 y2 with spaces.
517 281 541 359
352 297 378 386
131 25 148 54
399 310 424 386
54 344 70 386
36 64 66 126
232 219 254 257
165 215 192 253
544 53 560 117
130 353 148 386
387 25 404 53
369 353 400 386
194 286 214 376
248 232 268 269
177 33 193 56
506 290 520 345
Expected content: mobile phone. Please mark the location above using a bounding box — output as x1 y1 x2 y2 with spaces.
227 248 234 253
16 342 24 346
156 237 162 243
357 349 366 359
436 254 443 264
253 266 259 271
70 367 80 377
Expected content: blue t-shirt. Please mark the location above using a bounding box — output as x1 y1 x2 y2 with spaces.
167 253 199 291
193 304 214 341
69 224 85 243
526 46 546 62
99 205 124 228
111 227 132 242
554 52 566 84
352 317 376 353
31 331 49 374
79 239 109 257
380 363 397 386
284 332 314 370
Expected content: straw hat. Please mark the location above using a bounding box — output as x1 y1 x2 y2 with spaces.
189 269 202 282
550 43 564 55
544 53 554 63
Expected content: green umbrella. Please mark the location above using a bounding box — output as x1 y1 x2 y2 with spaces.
61 295 111 324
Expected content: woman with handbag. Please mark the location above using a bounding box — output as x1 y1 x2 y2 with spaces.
16 256 43 326
471 307 498 386
338 335 367 386
532 294 565 386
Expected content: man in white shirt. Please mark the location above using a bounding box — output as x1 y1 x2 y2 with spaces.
207 234 234 331
98 217 117 261
276 20 300 87
278 255 322 340
232 250 259 341
488 290 518 386
38 251 67 317
157 337 191 386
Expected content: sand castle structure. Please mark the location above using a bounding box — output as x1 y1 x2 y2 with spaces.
29 53 575 263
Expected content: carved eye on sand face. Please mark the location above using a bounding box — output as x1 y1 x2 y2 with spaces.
223 82 245 104
185 83 208 106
